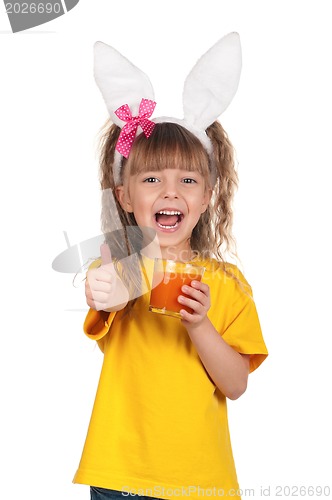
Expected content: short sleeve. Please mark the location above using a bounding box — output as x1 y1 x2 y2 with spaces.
221 268 268 373
83 308 117 352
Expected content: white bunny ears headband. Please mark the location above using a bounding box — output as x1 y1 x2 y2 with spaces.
94 32 242 185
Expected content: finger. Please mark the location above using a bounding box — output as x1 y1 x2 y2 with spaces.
100 243 112 266
190 280 209 295
181 285 207 303
86 269 112 287
93 267 114 281
90 290 111 304
178 295 205 313
86 280 109 300
86 279 112 302
90 281 112 293
179 308 192 321
87 299 107 312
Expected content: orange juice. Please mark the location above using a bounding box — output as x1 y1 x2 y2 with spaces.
149 260 205 318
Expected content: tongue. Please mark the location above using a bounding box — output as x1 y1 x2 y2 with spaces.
157 214 178 226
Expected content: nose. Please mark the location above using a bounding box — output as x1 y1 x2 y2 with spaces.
161 178 179 199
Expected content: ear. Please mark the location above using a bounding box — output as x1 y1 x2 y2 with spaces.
115 185 134 213
201 187 213 214
94 41 155 126
183 32 242 131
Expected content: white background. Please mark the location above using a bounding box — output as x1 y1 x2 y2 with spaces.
1 1 331 499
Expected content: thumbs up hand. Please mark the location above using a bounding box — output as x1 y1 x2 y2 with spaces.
85 243 129 312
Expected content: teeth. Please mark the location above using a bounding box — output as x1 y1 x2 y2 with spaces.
157 210 182 216
157 222 179 229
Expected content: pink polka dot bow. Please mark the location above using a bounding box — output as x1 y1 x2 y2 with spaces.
115 98 156 158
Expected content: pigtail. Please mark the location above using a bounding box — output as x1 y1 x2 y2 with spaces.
98 121 132 255
206 121 238 262
97 121 147 316
204 121 252 293
98 119 120 192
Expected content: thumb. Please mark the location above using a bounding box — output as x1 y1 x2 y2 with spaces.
100 243 112 266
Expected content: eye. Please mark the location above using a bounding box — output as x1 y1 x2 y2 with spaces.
182 178 197 184
143 177 160 183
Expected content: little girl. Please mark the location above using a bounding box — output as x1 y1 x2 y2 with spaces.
73 33 268 500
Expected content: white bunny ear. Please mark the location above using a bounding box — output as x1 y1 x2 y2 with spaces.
93 41 155 127
183 32 242 131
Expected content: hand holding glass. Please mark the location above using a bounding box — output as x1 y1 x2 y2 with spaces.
149 259 205 319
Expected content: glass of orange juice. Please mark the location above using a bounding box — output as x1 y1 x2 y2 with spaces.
149 259 205 319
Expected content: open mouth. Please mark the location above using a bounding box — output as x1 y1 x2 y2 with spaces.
155 210 184 229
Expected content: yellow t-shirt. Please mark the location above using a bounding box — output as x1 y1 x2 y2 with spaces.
73 257 268 499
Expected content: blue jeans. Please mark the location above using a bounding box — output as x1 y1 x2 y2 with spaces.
90 487 162 500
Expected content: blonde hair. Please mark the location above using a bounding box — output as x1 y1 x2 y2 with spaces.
97 119 241 314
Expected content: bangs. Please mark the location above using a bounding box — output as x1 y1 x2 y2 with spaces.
123 122 210 178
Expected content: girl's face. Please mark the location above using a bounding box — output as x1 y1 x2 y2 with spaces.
116 168 211 260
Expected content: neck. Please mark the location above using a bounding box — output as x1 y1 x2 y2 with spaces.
141 237 194 262
161 246 194 262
